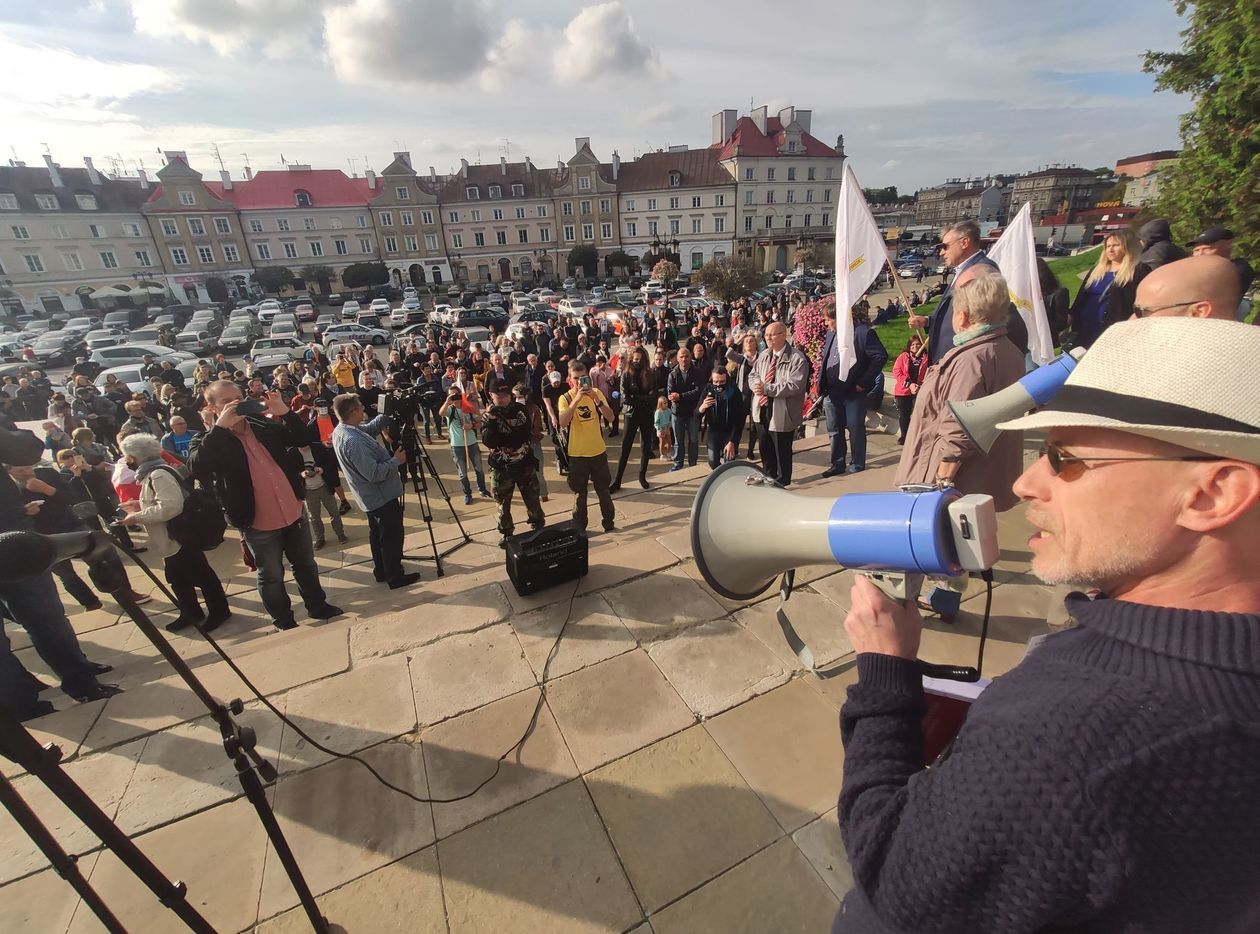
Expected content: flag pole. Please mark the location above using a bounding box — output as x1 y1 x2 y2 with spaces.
883 255 926 343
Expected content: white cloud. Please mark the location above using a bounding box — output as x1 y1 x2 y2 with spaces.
554 2 662 84
129 0 328 59
481 19 555 91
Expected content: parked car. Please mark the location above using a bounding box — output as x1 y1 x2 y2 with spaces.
248 336 306 368
368 298 391 318
313 314 338 342
614 285 634 301
217 324 255 352
83 328 125 351
89 342 194 367
175 327 218 354
292 302 317 322
257 300 283 323
321 323 390 346
392 324 429 348
557 298 588 317
32 331 85 364
341 300 362 320
269 318 300 339
898 264 924 278
64 316 99 334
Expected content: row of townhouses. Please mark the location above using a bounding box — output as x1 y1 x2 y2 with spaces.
0 105 846 315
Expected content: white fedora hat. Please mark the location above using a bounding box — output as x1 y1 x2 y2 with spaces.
998 317 1260 464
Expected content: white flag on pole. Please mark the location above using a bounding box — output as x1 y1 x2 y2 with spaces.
833 163 888 378
988 201 1054 365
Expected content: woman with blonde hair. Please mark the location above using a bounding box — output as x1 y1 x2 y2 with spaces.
1066 227 1148 348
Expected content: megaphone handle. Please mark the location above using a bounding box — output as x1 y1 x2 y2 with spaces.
859 571 925 606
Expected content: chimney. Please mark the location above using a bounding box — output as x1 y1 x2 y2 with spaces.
163 150 188 165
500 156 507 175
750 106 768 135
667 145 687 153
524 156 533 172
575 137 590 155
611 151 619 180
365 169 376 190
137 169 150 190
428 165 437 182
393 151 412 169
711 109 738 145
777 106 795 129
83 157 102 186
795 109 812 134
43 154 63 189
243 166 253 180
219 169 233 191
460 158 469 178
287 163 312 171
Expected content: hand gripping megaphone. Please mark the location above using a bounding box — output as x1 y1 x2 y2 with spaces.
690 461 999 603
949 347 1086 454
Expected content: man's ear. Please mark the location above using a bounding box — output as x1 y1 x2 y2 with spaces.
1178 461 1260 532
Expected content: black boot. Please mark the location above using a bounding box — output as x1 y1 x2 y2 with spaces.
639 468 649 490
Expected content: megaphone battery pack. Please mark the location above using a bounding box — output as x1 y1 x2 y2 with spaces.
505 521 589 596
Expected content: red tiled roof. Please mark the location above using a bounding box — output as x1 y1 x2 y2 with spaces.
710 116 838 160
148 170 375 209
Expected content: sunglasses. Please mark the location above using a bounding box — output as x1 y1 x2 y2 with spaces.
1131 299 1200 318
1040 442 1223 479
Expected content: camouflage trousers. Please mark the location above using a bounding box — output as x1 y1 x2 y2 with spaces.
491 463 545 536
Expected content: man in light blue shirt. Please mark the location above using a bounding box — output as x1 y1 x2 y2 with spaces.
330 393 418 590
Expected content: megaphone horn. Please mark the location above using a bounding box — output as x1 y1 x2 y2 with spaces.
950 347 1085 454
690 461 997 602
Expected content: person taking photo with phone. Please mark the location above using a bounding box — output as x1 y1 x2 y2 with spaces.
558 360 616 533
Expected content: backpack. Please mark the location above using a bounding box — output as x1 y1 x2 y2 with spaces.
149 465 227 551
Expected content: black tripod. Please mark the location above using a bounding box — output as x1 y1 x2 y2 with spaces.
0 534 329 933
397 415 471 577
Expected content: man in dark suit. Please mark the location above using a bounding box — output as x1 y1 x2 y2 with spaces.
483 351 517 396
818 305 888 477
908 220 998 364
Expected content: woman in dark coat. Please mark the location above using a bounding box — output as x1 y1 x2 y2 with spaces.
611 346 658 492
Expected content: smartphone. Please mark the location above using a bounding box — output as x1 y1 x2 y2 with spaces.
579 376 591 390
236 399 266 416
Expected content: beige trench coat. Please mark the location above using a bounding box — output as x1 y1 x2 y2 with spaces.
894 328 1025 512
750 344 810 433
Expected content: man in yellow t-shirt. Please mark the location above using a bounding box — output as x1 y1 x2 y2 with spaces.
558 360 616 532
330 351 357 389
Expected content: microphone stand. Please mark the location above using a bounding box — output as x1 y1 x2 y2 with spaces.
23 531 330 932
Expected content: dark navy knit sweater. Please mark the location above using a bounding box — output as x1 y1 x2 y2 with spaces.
834 594 1260 934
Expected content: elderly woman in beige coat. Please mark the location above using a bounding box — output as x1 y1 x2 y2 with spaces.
894 269 1025 617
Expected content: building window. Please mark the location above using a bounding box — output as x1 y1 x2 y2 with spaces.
625 199 636 212
34 193 59 210
601 222 612 239
496 231 507 245
786 190 796 203
421 210 434 225
425 234 437 251
578 176 591 190
822 212 831 226
160 219 178 237
692 251 703 269
61 252 84 271
766 191 776 204
669 197 680 210
309 240 324 257
248 219 264 233
514 207 526 220
396 186 410 200
716 194 726 206
744 215 754 232
170 247 189 265
335 239 348 255
648 220 658 236
99 250 119 268
744 191 754 205
471 210 482 221
582 223 594 240
806 190 815 203
825 167 835 179
511 183 524 197
647 198 657 211
379 211 393 227
283 241 299 259
255 243 271 260
358 237 372 253
768 168 778 181
627 221 638 237
178 191 196 206
277 218 291 232
356 215 367 227
823 189 832 202
452 233 464 248
787 167 797 181
804 214 812 228
223 244 239 262
22 254 44 272
492 209 504 221
75 193 98 210
88 224 105 238
214 217 231 234
295 191 311 206
405 235 418 251
564 225 575 242
384 236 398 252
562 202 573 216
0 193 17 210
540 227 552 242
713 216 725 233
537 205 548 217
488 185 501 199
10 224 29 240
714 249 725 260
669 220 680 235
188 218 206 236
135 249 152 266
763 215 772 229
784 215 793 229
518 229 529 243
691 218 703 234
580 200 592 214
303 217 316 230
687 196 699 209
400 211 413 226
808 167 816 181
744 168 754 181
473 232 485 247
448 211 459 223
52 224 70 239
599 199 610 213
196 246 214 263
465 186 480 200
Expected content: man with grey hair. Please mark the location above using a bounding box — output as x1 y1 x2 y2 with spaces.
908 219 999 363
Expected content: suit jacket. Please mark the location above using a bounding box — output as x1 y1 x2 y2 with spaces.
750 344 809 432
818 324 887 398
927 252 999 364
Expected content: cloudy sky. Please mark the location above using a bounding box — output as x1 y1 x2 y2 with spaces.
0 0 1189 193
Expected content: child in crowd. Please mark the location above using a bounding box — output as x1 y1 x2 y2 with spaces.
654 396 673 461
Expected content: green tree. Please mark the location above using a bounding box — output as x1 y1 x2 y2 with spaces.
567 244 598 277
651 259 680 289
340 262 390 290
300 264 335 294
694 256 761 302
254 266 294 295
603 249 637 275
1143 0 1260 255
863 185 899 204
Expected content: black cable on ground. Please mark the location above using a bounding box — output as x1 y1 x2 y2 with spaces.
112 533 582 804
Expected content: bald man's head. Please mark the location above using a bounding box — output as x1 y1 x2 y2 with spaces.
1135 255 1242 320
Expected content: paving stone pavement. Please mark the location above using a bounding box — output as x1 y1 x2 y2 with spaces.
0 421 1058 932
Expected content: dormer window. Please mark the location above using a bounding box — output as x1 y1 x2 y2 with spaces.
178 190 196 206
396 186 410 200
35 193 59 210
668 171 681 188
489 185 501 199
75 193 98 210
466 186 480 200
511 183 524 197
787 141 798 153
295 190 312 207
0 193 17 210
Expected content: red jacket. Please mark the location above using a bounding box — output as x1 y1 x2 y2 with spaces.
892 351 929 397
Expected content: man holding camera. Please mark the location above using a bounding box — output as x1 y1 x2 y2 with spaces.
558 360 616 533
481 382 546 546
697 365 745 469
330 394 419 590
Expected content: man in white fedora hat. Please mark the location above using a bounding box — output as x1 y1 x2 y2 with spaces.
831 316 1260 933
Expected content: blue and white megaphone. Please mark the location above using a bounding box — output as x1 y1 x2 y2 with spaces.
949 347 1086 454
690 461 999 604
